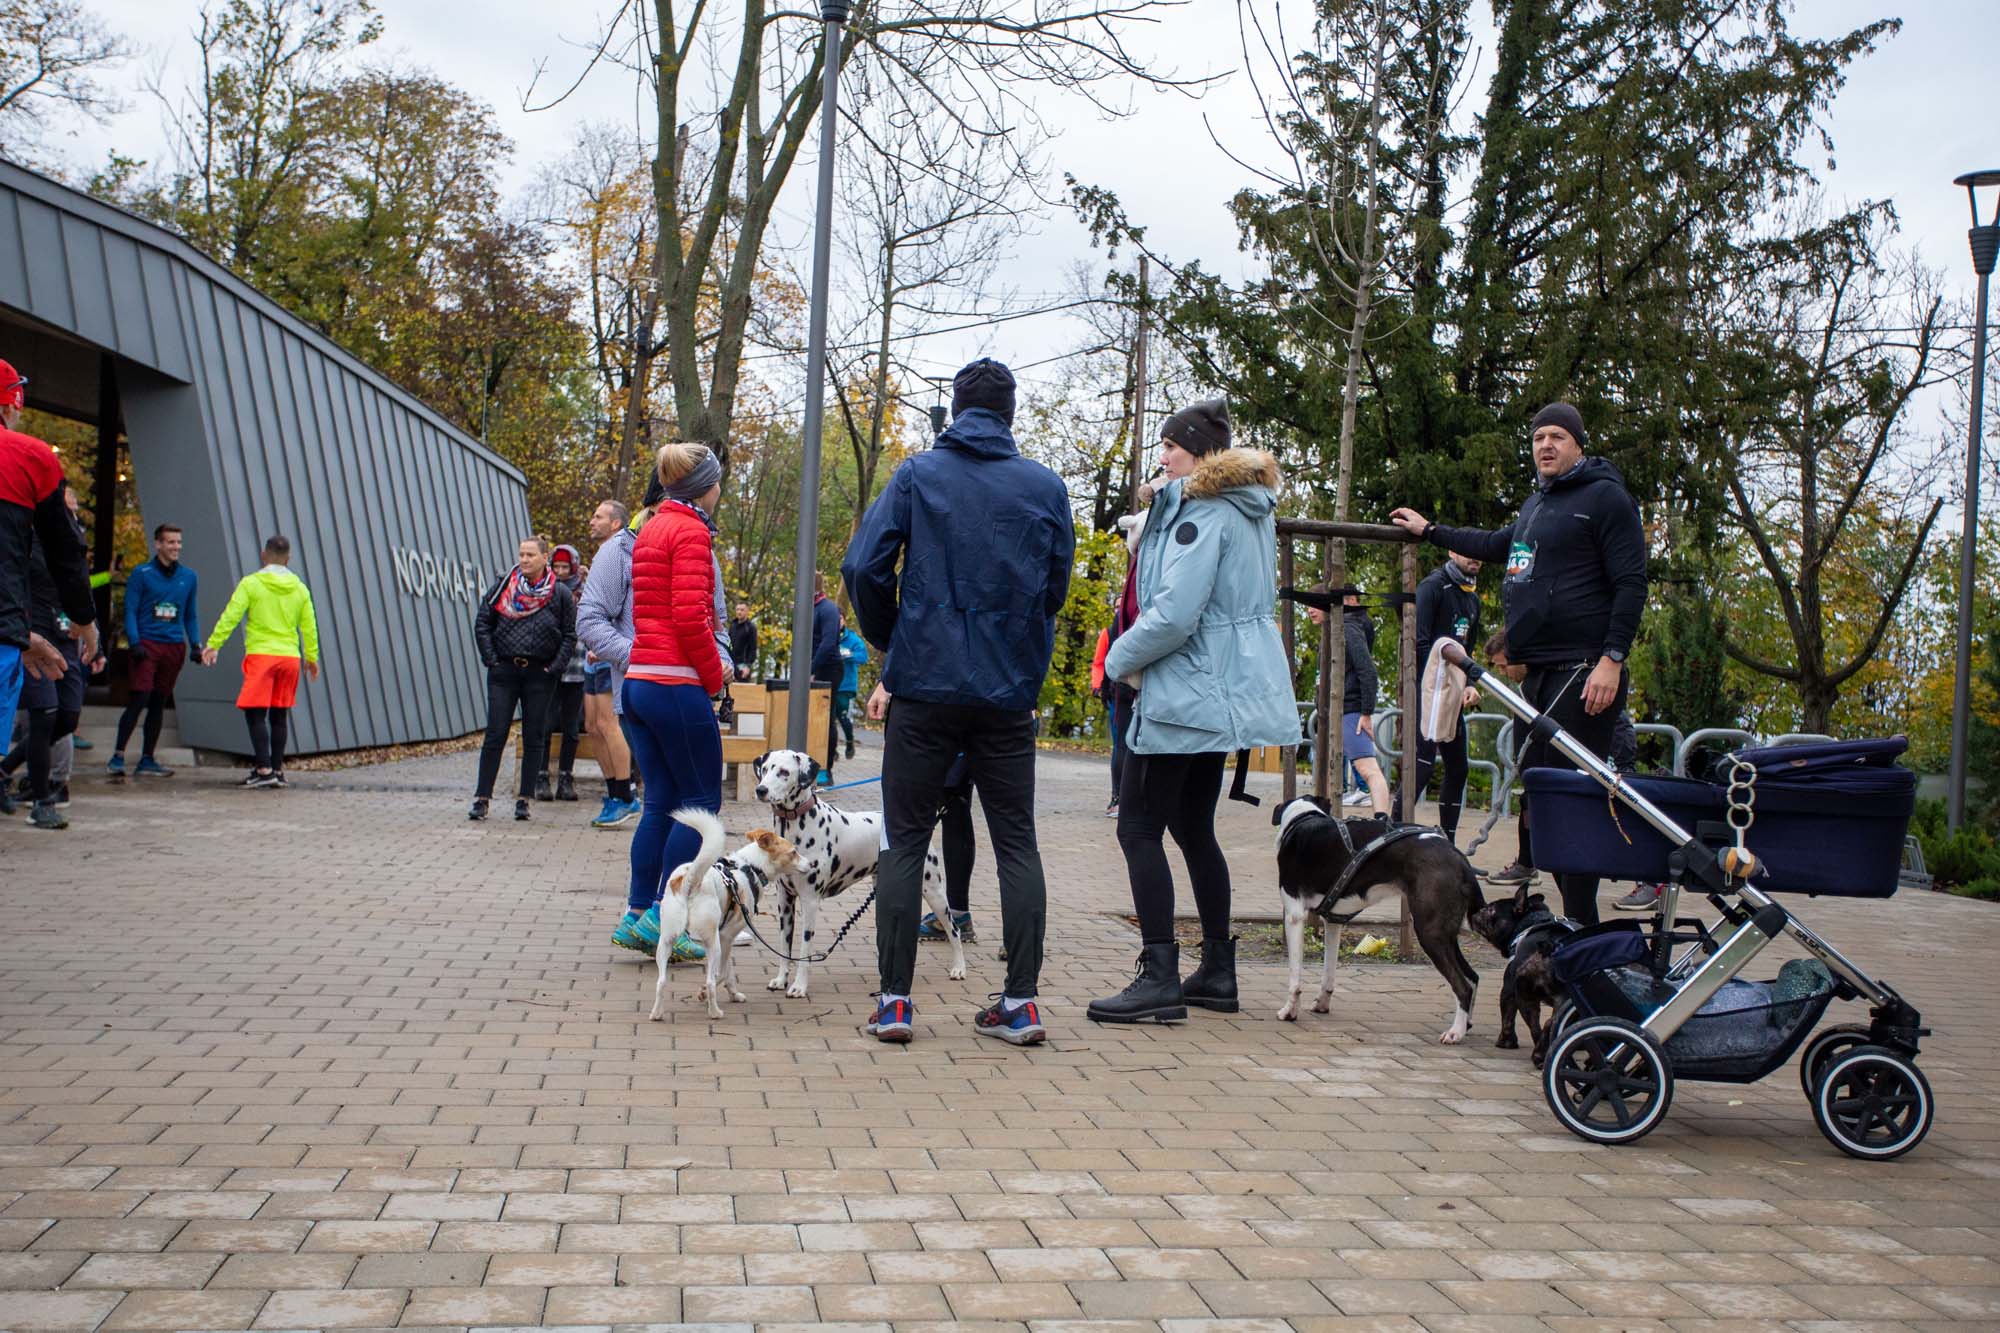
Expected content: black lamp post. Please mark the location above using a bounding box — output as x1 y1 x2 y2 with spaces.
1949 170 2000 831
786 0 854 750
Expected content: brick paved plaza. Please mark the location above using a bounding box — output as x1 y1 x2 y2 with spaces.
3 737 1998 1332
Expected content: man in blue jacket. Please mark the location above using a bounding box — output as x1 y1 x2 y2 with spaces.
109 523 203 778
843 357 1074 1047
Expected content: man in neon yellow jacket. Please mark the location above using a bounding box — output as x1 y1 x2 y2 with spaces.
202 534 320 788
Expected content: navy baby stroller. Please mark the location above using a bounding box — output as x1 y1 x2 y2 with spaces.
1442 643 1933 1160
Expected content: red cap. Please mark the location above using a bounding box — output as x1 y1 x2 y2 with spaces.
552 544 579 568
0 360 24 412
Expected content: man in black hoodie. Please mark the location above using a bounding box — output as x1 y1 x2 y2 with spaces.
1390 402 1647 924
1392 554 1483 841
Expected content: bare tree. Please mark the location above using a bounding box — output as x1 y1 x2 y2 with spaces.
821 89 1037 531
1720 206 1964 734
0 0 130 153
526 0 1204 470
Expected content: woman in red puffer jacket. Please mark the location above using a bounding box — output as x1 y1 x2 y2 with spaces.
615 441 727 953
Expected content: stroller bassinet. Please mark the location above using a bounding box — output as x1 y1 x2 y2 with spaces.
1440 644 1935 1159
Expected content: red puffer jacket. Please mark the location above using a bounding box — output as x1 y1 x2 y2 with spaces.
627 500 724 694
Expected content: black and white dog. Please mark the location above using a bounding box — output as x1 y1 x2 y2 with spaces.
751 749 966 996
1272 796 1485 1042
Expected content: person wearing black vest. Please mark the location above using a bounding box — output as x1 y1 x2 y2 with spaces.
1390 402 1647 924
1392 554 1483 841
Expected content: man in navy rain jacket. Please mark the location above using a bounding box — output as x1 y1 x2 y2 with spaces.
842 357 1074 1047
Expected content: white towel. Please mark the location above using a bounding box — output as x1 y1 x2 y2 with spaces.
1420 638 1467 743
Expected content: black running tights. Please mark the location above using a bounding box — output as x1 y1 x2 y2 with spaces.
4 707 80 799
1118 749 1231 947
543 680 584 776
116 690 168 759
243 706 290 773
941 777 975 913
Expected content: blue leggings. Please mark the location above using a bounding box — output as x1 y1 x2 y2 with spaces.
621 678 723 914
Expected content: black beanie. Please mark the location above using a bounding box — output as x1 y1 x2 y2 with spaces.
1530 401 1587 451
1160 398 1232 456
951 358 1016 425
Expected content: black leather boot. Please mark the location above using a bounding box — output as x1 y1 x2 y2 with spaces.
1086 942 1187 1024
1182 936 1239 1013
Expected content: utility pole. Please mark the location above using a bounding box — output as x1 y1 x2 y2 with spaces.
785 1 853 750
1128 258 1150 513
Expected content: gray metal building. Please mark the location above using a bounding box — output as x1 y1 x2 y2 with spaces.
0 158 530 756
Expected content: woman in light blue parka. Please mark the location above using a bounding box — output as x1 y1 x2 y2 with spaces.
1088 399 1297 1024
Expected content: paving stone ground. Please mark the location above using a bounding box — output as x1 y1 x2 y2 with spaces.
3 730 1997 1332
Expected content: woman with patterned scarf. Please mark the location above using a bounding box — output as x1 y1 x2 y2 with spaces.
470 536 577 821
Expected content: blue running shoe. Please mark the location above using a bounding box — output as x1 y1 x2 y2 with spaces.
917 911 976 944
592 797 640 829
135 756 174 778
974 996 1047 1046
611 912 651 953
670 931 706 962
865 997 915 1043
72 736 92 751
105 755 126 777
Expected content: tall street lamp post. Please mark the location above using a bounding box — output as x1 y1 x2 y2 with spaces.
787 1 852 750
1949 170 2000 830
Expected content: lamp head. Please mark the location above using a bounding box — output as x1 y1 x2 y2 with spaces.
1957 170 2000 276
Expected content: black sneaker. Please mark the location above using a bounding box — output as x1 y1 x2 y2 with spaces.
974 996 1046 1045
534 772 554 801
468 798 490 821
1484 861 1536 886
28 801 66 830
1614 883 1664 912
0 784 15 816
241 770 279 789
52 783 70 808
514 798 531 821
845 740 856 760
268 771 288 789
555 773 578 802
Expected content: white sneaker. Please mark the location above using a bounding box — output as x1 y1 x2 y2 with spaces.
734 929 754 947
1341 788 1370 806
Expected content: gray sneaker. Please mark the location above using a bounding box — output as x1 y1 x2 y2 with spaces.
1614 882 1664 912
1485 861 1536 886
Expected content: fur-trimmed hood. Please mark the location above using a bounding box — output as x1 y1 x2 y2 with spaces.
1183 446 1279 500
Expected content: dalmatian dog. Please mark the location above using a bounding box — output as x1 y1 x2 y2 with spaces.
751 749 966 997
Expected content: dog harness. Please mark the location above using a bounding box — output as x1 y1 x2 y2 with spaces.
1289 815 1449 924
1503 907 1566 958
715 860 770 923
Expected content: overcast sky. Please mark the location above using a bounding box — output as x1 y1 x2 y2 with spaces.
68 0 2000 426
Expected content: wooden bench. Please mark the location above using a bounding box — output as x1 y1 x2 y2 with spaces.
515 680 833 797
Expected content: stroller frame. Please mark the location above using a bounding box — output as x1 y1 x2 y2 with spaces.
1443 643 1935 1158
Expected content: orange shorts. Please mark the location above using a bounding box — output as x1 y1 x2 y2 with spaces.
236 654 302 708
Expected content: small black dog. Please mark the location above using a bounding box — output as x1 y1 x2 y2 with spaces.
1271 797 1485 1043
1467 883 1572 1066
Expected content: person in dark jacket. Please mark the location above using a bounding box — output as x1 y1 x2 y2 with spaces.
470 536 577 822
1391 401 1648 923
536 544 589 802
729 602 757 682
1391 555 1484 840
808 572 843 783
1307 589 1389 817
0 498 99 828
0 359 97 730
842 356 1074 1046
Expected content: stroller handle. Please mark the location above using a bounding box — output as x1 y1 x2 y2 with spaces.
1438 641 1732 893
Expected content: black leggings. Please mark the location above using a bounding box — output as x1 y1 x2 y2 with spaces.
1394 731 1469 838
2 707 80 799
941 778 975 913
1118 750 1230 946
243 707 290 773
117 690 170 759
543 680 584 776
476 662 555 799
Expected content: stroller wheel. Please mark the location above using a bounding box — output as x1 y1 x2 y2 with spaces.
1543 1016 1674 1146
1798 1024 1873 1101
1811 1045 1933 1161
